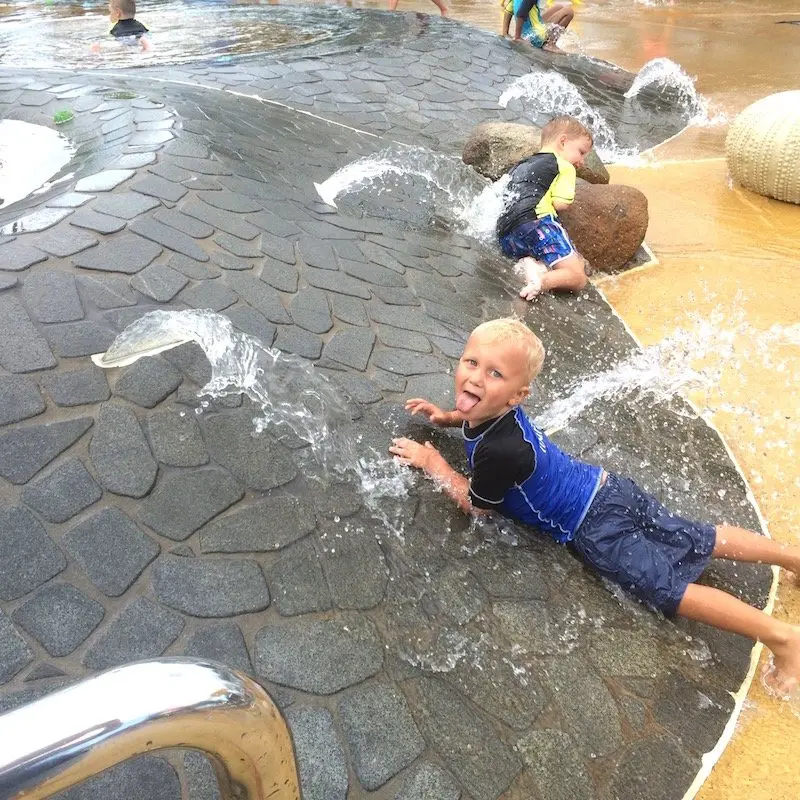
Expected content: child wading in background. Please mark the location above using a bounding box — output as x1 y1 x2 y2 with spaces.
497 115 591 299
501 0 574 50
92 0 151 53
389 318 800 695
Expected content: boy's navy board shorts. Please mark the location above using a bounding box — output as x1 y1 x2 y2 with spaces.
570 474 716 615
499 215 575 267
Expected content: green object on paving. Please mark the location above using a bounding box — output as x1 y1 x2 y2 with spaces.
53 109 74 125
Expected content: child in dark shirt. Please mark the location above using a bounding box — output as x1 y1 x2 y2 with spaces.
389 317 800 696
92 0 151 53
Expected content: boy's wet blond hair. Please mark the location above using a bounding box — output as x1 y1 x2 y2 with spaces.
111 0 136 16
470 318 545 383
541 115 593 146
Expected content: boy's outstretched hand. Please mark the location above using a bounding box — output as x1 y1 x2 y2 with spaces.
389 438 440 471
405 398 461 427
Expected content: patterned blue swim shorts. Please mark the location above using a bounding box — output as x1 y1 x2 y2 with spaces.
499 216 575 267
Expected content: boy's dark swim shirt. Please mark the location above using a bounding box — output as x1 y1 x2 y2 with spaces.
110 18 149 38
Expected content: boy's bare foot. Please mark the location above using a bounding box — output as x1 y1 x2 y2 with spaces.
762 625 800 698
543 42 563 53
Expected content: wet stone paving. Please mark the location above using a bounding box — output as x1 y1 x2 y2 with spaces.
0 9 772 800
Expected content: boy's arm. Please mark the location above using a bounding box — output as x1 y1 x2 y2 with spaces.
405 398 464 428
389 438 479 516
551 161 577 211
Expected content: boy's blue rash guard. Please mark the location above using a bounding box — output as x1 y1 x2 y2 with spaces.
462 406 603 543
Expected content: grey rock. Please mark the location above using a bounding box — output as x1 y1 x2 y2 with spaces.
286 707 348 800
203 411 296 491
394 763 461 800
182 622 253 675
0 295 57 372
274 326 323 359
148 407 208 466
130 217 210 262
342 259 407 287
377 326 431 353
139 467 244 541
322 328 376 371
178 281 238 312
515 730 593 800
113 152 158 169
200 497 315 553
298 238 336 270
338 682 425 791
330 374 382 404
73 232 162 274
0 273 18 290
224 274 290 323
224 307 276 347
305 266 371 299
75 170 135 193
0 242 48 271
0 611 33 685
83 597 184 670
23 272 84 323
25 663 67 681
77 275 137 308
12 583 104 657
131 174 187 203
471 548 549 600
153 555 270 617
0 417 93 484
183 752 221 800
168 253 221 280
211 250 255 272
33 226 99 258
54 755 181 800
254 616 383 694
44 320 117 358
586 627 661 677
413 677 520 800
65 508 159 596
182 199 260 240
21 458 102 523
289 288 332 334
130 264 189 302
114 357 182 408
332 295 369 327
373 349 447 376
44 367 110 407
0 375 45 425
89 404 157 497
260 233 296 265
0 506 66 601
266 539 332 617
69 208 127 236
215 233 262 258
153 208 214 238
260 260 298 292
93 192 161 220
47 192 94 208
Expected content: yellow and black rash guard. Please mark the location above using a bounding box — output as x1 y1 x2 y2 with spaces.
496 149 576 238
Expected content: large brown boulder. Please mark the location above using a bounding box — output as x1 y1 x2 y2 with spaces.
558 181 648 273
462 121 609 185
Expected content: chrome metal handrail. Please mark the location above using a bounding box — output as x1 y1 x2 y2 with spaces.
0 657 301 800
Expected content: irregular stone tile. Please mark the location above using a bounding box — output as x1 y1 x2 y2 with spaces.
372 349 448 376
200 497 316 553
211 250 254 272
0 506 66 601
198 190 262 213
139 467 244 541
471 548 549 600
0 207 71 236
289 288 332 334
149 162 191 183
33 226 99 258
331 295 368 327
153 208 215 238
274 326 323 359
318 521 387 610
372 286 419 306
606 735 697 800
22 272 84 323
25 663 67 682
342 259 407 287
0 375 45 425
260 261 298 293
224 273 290 323
177 281 237 312
168 253 221 280
131 174 187 203
412 677 521 800
21 458 102 523
182 621 253 675
83 595 184 670
547 653 623 758
128 129 174 147
55 755 182 800
224 307 276 347
203 411 296 491
183 752 221 800
77 275 138 308
0 273 18 290
182 198 260 240
12 583 104 658
368 303 451 336
331 374 382 405
298 237 337 270
377 327 431 353
0 242 48 271
73 232 162 274
260 232 296 265
130 264 189 302
339 682 425 791
586 627 661 677
215 233 262 258
130 217 210 262
112 152 158 169
0 611 33 685
430 334 466 359
305 267 372 299
393 762 461 800
43 367 111 407
254 616 383 694
165 136 210 159
162 341 212 385
69 207 127 235
44 320 117 358
266 539 332 617
46 192 94 208
89 404 157 498
299 220 361 242
0 417 92 484
113 357 182 408
152 555 270 617
286 707 348 800
322 329 376 371
148 407 208 466
93 192 160 220
75 170 135 193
